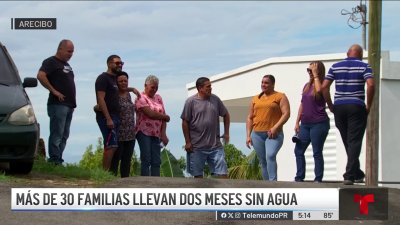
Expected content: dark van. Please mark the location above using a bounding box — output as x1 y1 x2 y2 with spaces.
0 42 39 174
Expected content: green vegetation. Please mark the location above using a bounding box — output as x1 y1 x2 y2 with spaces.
224 144 262 180
0 172 13 182
33 157 115 183
79 137 140 177
228 150 262 180
78 139 261 179
0 157 115 184
1 137 262 183
160 148 184 177
179 143 262 179
78 139 103 171
224 144 247 168
79 137 183 177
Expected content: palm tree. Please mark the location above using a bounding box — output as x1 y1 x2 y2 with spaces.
228 150 262 180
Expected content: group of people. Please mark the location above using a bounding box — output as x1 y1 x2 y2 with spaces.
293 44 373 185
37 40 374 185
292 44 374 185
94 55 171 177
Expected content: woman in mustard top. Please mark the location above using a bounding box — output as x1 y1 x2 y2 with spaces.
246 75 290 181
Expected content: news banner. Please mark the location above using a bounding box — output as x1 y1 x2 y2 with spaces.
11 188 388 220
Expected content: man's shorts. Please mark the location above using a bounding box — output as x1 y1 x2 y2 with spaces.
187 147 228 177
96 114 119 149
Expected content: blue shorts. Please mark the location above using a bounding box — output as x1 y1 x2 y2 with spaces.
96 114 119 149
187 148 227 177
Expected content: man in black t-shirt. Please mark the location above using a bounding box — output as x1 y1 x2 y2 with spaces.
95 55 123 171
37 39 76 165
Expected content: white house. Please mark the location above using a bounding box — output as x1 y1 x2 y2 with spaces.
186 51 400 187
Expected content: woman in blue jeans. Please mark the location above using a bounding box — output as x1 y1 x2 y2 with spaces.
294 61 330 183
135 75 170 176
246 75 290 181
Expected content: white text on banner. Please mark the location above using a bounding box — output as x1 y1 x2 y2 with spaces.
11 188 339 211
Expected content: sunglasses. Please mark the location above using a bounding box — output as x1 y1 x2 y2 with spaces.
114 61 124 66
307 68 312 73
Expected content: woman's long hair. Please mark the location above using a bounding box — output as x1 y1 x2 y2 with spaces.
303 61 325 100
258 74 275 99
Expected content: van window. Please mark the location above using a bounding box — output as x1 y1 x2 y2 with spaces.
0 47 18 85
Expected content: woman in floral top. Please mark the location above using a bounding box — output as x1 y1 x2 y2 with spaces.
135 75 170 176
110 71 137 178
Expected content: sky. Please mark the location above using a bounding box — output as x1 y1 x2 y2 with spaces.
1 1 399 164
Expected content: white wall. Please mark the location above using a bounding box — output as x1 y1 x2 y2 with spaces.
379 52 400 187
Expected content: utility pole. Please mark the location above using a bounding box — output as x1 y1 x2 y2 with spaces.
341 0 368 50
360 3 367 50
366 0 382 186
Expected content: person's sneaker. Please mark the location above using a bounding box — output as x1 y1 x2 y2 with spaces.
314 180 322 183
343 180 354 185
355 177 364 183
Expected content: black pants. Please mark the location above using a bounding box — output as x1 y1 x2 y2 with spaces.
111 140 135 178
334 104 367 181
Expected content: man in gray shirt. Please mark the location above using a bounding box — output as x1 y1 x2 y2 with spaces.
181 77 230 178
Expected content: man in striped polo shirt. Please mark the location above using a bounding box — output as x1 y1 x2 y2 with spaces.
322 44 375 185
